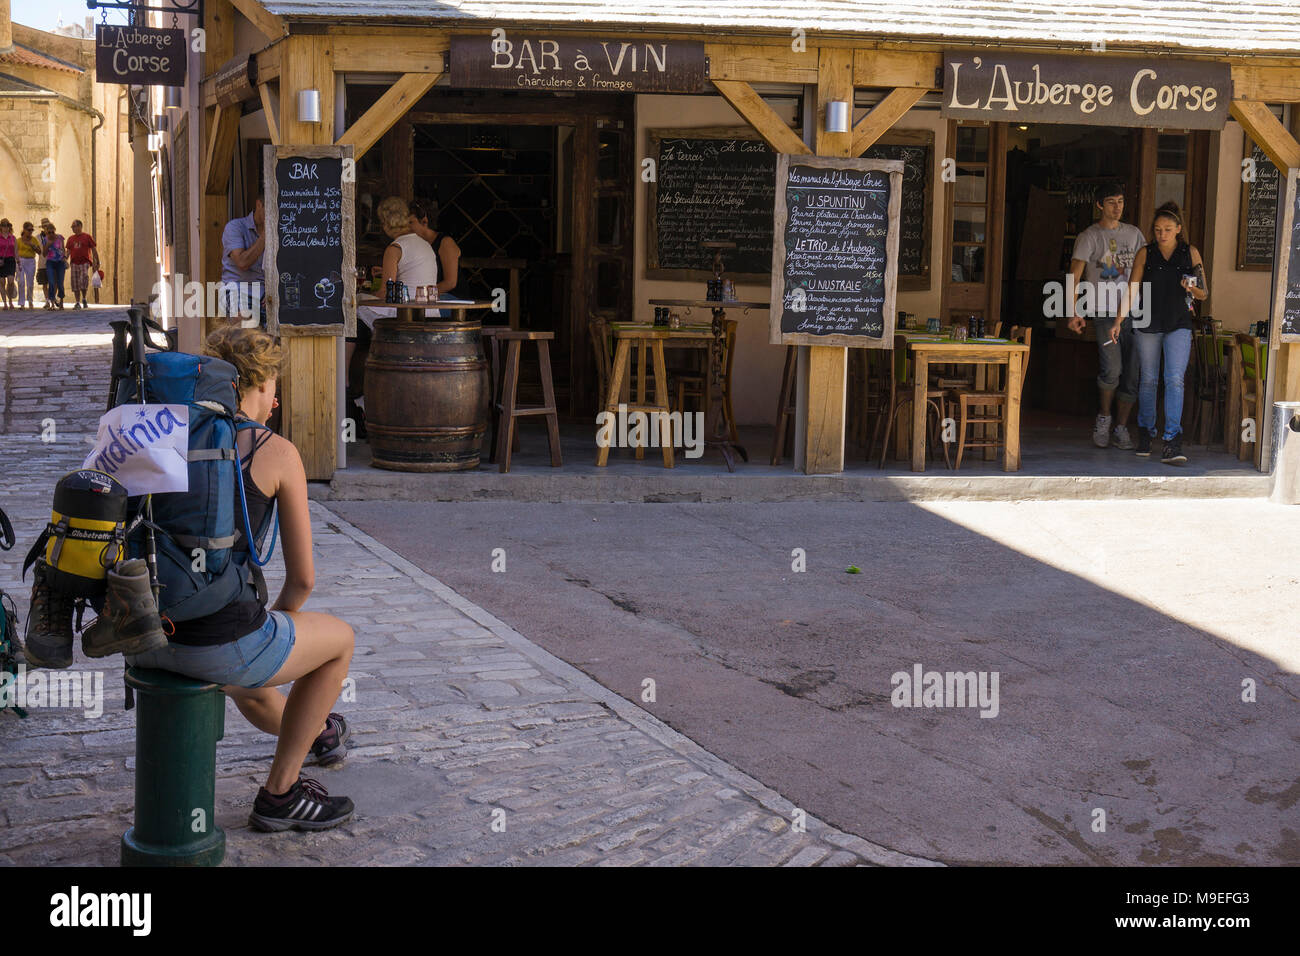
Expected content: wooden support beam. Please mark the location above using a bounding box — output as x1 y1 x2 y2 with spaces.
331 36 447 73
277 34 339 481
851 87 926 156
228 0 286 43
1230 100 1300 173
259 82 280 145
1231 64 1300 103
336 73 438 160
804 47 856 475
201 103 241 195
199 0 236 293
712 79 811 156
854 49 940 89
706 43 818 84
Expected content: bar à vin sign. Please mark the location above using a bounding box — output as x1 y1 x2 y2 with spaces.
451 34 705 93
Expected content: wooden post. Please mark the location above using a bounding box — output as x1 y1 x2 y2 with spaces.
278 35 339 480
196 0 236 354
803 48 855 474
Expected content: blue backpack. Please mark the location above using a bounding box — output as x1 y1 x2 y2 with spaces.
116 352 277 624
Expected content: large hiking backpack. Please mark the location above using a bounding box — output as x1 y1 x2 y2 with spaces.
115 351 277 624
0 507 23 717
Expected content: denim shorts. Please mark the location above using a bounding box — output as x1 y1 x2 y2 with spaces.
126 610 296 688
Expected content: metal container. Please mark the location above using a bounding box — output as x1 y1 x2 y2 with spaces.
1269 401 1300 505
365 318 489 471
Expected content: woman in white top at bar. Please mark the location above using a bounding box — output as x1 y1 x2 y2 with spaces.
356 196 439 331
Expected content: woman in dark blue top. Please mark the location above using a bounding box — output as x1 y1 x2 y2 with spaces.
1111 202 1209 464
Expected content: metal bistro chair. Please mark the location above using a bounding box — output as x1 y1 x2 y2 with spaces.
873 334 951 469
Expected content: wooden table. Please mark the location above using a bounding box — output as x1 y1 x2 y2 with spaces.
906 339 1029 472
647 298 768 471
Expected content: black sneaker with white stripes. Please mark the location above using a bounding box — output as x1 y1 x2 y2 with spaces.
249 776 355 832
309 713 350 768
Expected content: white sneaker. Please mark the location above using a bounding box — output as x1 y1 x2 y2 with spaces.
1112 424 1135 450
1092 414 1113 448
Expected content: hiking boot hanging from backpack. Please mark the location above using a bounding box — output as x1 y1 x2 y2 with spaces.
22 559 75 670
81 558 168 659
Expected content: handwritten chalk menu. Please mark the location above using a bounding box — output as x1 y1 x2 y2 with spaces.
647 128 775 279
770 156 902 348
264 144 356 335
1238 136 1280 271
861 133 932 289
1282 169 1300 341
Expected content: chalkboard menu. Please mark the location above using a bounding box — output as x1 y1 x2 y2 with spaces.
647 128 776 279
1237 136 1279 272
861 132 932 290
1281 169 1300 341
769 156 902 348
264 144 356 335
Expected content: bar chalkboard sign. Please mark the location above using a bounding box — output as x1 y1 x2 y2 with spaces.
861 131 932 290
1238 136 1279 272
264 144 356 336
770 156 903 348
647 128 776 280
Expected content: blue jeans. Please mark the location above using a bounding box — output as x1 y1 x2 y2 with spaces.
126 610 296 688
45 259 66 300
1135 328 1192 440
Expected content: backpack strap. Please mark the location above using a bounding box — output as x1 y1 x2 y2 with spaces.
0 507 13 551
188 448 238 462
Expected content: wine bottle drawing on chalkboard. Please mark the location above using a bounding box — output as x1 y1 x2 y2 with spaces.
280 272 302 310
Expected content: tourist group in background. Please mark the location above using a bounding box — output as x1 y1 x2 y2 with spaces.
0 216 101 310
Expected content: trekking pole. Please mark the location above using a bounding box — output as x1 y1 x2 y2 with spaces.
128 306 162 605
107 319 130 412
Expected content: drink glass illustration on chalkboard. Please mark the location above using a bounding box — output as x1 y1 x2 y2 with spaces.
281 273 302 310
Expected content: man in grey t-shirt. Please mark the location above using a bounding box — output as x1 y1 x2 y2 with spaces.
1066 183 1145 449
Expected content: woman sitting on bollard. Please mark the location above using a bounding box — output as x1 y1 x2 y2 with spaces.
126 327 357 832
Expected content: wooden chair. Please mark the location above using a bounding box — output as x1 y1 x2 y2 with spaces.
771 345 798 466
494 331 562 473
873 335 951 469
1234 331 1266 464
675 319 737 443
949 326 1031 471
1188 316 1226 445
931 320 1002 391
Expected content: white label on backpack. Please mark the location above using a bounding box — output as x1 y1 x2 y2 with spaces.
82 404 191 495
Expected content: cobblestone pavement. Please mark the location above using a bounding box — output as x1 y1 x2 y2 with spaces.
0 308 936 866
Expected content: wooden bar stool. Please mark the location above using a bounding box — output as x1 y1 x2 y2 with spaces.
494 330 562 473
596 328 674 468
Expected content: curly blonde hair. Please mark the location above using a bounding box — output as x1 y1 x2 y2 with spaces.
377 196 412 237
203 326 283 401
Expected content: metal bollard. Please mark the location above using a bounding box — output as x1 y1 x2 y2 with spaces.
1269 401 1300 505
121 667 226 867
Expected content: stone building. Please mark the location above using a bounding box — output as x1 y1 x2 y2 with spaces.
0 0 138 303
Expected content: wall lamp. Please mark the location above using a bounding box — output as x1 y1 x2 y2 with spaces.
298 89 322 124
825 100 850 134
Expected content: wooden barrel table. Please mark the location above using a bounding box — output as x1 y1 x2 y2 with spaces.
364 317 489 471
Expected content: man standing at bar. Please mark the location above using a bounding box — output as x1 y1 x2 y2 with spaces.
1066 183 1145 450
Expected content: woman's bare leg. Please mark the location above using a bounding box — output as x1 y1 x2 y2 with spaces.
259 611 354 794
224 684 330 740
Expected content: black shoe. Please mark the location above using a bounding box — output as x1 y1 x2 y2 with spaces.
22 560 74 669
1135 430 1152 457
309 713 350 767
1161 437 1187 465
249 776 355 832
